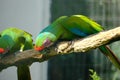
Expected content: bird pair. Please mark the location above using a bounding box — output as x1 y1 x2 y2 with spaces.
0 15 120 80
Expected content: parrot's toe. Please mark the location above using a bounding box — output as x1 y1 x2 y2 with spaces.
19 49 23 52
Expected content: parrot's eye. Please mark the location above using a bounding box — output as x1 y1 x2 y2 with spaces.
43 38 53 47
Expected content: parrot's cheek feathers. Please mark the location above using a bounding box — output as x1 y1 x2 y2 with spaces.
0 48 5 54
34 46 44 51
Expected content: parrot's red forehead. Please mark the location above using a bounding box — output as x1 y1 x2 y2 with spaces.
34 45 44 51
0 48 5 54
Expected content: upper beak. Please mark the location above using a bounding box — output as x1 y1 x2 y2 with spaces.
34 45 44 51
0 48 5 54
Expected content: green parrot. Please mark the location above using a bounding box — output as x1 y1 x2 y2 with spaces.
0 27 33 80
34 15 120 69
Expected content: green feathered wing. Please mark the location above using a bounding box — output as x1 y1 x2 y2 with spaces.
60 15 120 69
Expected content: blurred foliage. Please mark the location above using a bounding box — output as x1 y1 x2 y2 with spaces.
89 69 101 80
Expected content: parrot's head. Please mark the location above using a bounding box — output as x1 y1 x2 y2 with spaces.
0 38 10 54
34 32 57 51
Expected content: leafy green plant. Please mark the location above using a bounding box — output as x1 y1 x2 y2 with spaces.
89 69 101 80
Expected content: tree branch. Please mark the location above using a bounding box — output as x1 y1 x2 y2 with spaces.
0 26 120 71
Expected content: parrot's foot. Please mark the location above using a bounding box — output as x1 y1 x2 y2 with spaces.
19 49 23 52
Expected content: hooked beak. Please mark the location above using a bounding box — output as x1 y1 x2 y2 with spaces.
34 45 44 51
0 48 5 54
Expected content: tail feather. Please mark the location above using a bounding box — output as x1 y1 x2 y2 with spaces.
99 45 120 69
17 65 31 80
